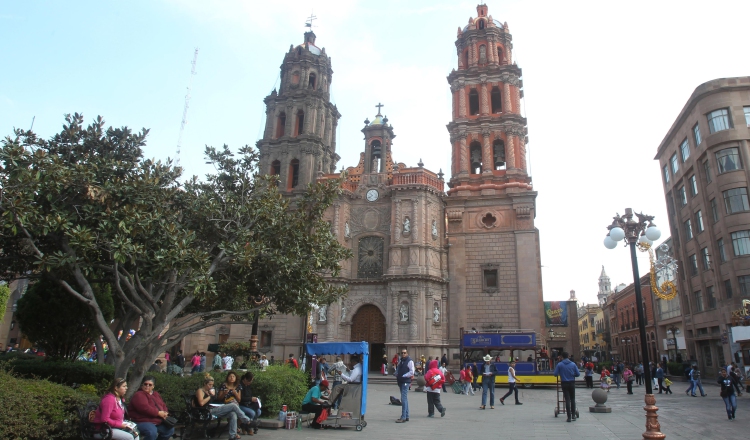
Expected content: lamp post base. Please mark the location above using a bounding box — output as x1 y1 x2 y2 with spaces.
643 394 666 440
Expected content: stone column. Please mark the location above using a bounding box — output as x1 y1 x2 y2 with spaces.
505 133 516 169
409 291 419 341
264 107 275 139
505 44 512 65
450 134 458 176
481 129 493 173
285 105 294 135
469 39 476 67
518 133 527 171
391 291 400 342
459 133 469 174
480 80 489 115
503 82 512 114
514 85 522 115
458 83 467 117
333 203 340 238
394 199 402 243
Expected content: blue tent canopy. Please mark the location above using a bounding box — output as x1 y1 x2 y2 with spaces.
305 341 369 416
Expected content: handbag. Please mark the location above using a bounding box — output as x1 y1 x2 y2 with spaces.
163 416 178 428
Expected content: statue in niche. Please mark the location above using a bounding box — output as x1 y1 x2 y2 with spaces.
399 304 409 322
431 219 438 239
341 305 347 321
318 305 327 322
344 221 351 238
433 304 440 323
403 217 411 235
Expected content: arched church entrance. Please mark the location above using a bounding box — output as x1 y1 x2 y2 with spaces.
350 304 386 371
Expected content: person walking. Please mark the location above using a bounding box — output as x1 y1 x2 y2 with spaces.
553 352 580 422
425 360 447 418
395 349 415 423
655 363 666 394
191 351 201 374
199 352 206 373
729 364 744 396
623 364 634 394
635 363 643 385
614 360 624 389
460 365 475 395
686 365 706 396
718 369 737 421
499 360 522 405
212 352 222 371
479 354 497 409
584 361 594 389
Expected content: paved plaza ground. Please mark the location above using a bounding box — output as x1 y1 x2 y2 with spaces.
256 381 747 439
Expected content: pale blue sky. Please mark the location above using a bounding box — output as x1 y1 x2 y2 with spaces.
2 0 749 306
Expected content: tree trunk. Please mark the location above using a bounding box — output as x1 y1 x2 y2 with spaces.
95 337 105 364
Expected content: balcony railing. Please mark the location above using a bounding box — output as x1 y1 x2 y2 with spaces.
392 171 444 192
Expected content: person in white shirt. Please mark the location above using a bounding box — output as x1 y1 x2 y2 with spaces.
328 354 363 408
222 354 234 371
500 361 522 405
259 355 269 371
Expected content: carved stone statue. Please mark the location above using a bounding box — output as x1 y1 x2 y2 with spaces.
403 217 411 234
399 304 409 322
341 305 347 321
318 305 327 322
433 304 440 323
431 220 438 239
344 221 351 238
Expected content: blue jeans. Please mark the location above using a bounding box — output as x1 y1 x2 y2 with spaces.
685 379 695 395
722 394 737 418
210 403 250 438
239 405 258 422
612 374 620 388
693 379 705 396
399 382 410 419
135 422 174 440
481 376 495 406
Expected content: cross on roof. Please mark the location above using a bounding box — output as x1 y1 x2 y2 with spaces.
305 13 317 28
375 102 384 115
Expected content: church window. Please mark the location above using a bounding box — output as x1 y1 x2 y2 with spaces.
481 263 499 293
292 71 300 85
308 72 317 89
491 87 502 113
289 159 300 189
357 236 384 278
370 140 382 172
469 141 482 174
276 112 286 138
271 160 281 186
478 19 485 30
295 110 305 136
493 139 505 169
481 213 497 227
497 47 505 65
469 89 479 115
478 45 487 65
462 50 469 69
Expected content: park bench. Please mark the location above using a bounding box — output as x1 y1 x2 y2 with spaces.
78 401 112 440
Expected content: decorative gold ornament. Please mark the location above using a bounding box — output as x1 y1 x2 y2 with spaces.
648 247 678 301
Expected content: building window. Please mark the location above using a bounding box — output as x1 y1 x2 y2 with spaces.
492 139 505 170
745 106 750 125
694 290 704 312
701 247 711 270
670 153 679 174
718 238 727 262
703 160 711 183
295 110 305 136
469 89 480 115
716 147 742 173
680 139 690 162
288 159 300 188
260 331 272 348
491 87 502 113
663 165 670 184
693 123 702 146
725 279 733 298
707 286 717 309
357 236 385 278
739 275 750 297
711 198 719 223
684 219 693 240
731 230 750 256
481 263 500 293
707 108 732 133
689 254 698 276
276 112 286 138
678 186 687 206
695 210 704 233
469 141 482 174
689 175 698 196
723 187 750 214
308 72 316 89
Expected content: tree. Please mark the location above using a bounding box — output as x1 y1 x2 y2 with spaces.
15 276 114 359
0 114 351 396
0 284 9 321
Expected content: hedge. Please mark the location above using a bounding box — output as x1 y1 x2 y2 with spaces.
6 357 114 394
0 368 97 440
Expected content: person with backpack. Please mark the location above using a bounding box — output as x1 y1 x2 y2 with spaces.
424 360 447 418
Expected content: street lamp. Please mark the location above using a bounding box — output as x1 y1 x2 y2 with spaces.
604 208 665 440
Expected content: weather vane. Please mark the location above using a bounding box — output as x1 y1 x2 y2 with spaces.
305 12 317 28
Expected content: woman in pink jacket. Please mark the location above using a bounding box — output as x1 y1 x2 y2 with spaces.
93 378 137 440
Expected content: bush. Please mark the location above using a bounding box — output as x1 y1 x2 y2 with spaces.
251 365 308 416
5 358 115 393
0 368 97 440
148 371 227 412
666 362 684 376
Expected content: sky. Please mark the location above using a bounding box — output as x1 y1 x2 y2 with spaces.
2 0 749 307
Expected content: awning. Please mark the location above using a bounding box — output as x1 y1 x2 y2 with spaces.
305 341 369 416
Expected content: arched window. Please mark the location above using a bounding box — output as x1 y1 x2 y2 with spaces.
468 89 479 115
308 72 317 89
271 160 281 186
276 112 286 138
462 50 469 69
469 141 482 174
288 159 300 189
493 139 505 170
491 86 502 113
478 45 487 65
370 140 382 173
497 47 505 65
478 18 485 30
295 110 304 136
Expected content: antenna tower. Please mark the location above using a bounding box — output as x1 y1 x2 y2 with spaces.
176 48 199 168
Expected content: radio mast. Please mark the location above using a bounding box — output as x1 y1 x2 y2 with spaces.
176 48 199 168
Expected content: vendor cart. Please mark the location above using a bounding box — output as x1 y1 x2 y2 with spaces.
305 341 369 431
553 377 579 418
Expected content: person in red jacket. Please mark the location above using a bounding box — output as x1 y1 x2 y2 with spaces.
93 378 137 440
128 376 174 440
425 360 447 418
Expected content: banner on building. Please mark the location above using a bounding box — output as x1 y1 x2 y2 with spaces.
544 301 568 327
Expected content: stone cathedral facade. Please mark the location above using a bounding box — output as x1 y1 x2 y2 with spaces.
183 5 544 369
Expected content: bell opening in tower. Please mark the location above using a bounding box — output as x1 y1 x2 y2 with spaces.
469 89 479 115
493 139 506 170
370 140 382 173
470 141 482 174
491 87 502 113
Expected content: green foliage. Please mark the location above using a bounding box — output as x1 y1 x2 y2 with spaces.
251 364 309 416
0 284 9 321
219 341 254 359
15 276 113 359
0 114 352 394
5 358 115 394
666 362 684 376
0 368 96 440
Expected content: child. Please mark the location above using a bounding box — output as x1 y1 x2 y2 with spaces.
663 377 673 394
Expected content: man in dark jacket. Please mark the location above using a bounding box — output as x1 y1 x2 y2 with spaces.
479 354 498 409
553 352 580 422
395 349 415 423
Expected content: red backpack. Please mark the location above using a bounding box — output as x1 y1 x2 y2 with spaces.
425 371 445 390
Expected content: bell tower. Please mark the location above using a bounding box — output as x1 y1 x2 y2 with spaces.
445 5 543 339
257 30 341 193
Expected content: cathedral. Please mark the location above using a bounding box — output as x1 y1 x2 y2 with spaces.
183 4 544 370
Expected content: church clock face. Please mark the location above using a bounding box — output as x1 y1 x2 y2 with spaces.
366 189 379 202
